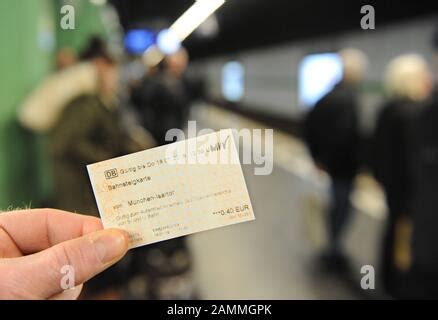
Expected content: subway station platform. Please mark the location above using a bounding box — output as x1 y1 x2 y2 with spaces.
187 104 387 299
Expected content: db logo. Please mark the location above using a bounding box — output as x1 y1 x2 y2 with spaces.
104 168 118 180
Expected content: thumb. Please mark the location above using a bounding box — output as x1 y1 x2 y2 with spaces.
9 229 129 299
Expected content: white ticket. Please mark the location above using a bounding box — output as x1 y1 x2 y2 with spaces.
87 129 255 248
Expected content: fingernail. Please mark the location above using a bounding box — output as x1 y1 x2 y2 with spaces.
92 230 128 264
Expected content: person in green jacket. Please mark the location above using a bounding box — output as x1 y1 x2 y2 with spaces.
49 38 139 217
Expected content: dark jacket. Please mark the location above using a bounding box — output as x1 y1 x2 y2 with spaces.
410 91 438 294
304 82 360 178
371 98 422 297
132 73 192 145
49 94 129 215
372 98 420 216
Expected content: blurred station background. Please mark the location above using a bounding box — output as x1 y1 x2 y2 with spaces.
2 0 438 299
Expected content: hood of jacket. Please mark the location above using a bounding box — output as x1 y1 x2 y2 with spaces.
18 62 98 133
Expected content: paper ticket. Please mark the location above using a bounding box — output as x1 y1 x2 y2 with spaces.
87 129 255 248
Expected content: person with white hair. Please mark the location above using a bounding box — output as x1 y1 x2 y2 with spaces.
304 48 368 271
372 53 433 298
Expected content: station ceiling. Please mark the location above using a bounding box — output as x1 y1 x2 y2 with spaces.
110 0 438 59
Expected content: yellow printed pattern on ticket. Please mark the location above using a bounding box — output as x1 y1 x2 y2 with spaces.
87 129 255 248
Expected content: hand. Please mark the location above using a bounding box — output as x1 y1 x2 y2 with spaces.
0 209 129 300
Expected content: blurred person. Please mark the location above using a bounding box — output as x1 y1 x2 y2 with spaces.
128 49 200 299
163 47 195 124
163 48 205 124
46 37 147 299
372 54 433 298
0 208 128 300
19 47 98 209
131 48 203 145
407 29 438 298
19 53 98 134
48 37 128 215
304 48 368 271
130 61 163 143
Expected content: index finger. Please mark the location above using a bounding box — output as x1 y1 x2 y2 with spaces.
0 209 103 254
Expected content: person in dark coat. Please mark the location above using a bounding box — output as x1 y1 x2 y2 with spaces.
131 48 203 146
407 94 438 299
407 42 438 298
128 48 200 299
372 54 432 298
304 48 368 269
